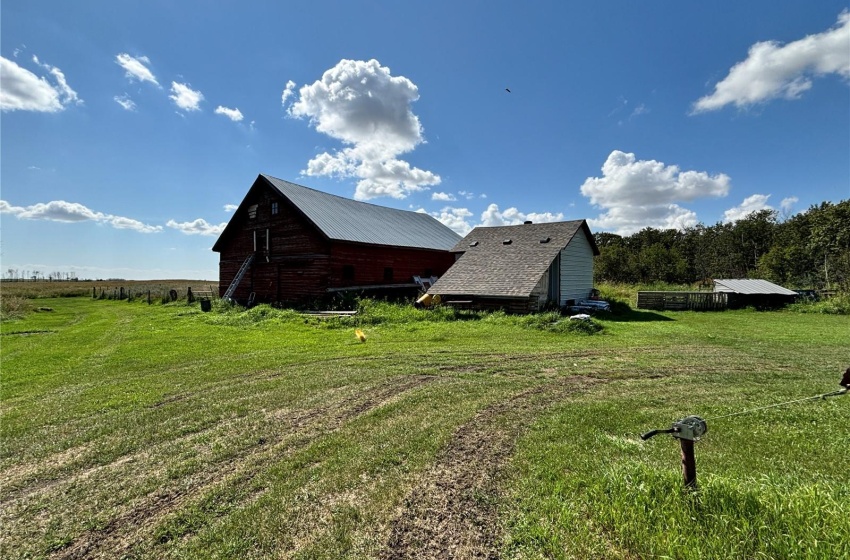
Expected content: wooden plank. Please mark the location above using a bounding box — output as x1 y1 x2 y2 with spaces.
637 291 728 311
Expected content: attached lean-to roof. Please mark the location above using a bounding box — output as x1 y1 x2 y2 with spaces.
430 221 597 298
713 279 797 295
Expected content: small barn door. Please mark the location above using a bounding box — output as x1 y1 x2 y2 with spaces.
253 229 270 258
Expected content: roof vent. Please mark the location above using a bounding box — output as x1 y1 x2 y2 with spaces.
503 239 512 245
469 241 479 247
540 237 551 243
524 220 533 225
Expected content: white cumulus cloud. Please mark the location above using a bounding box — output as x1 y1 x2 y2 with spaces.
693 11 850 113
0 55 80 112
288 59 440 200
166 218 227 236
215 105 243 121
780 196 799 215
428 207 474 235
423 203 565 236
114 93 136 111
106 216 161 233
431 192 457 202
723 194 773 223
0 199 161 233
115 53 159 86
170 82 204 111
281 79 296 106
480 204 564 227
223 204 238 212
32 55 81 107
580 150 730 235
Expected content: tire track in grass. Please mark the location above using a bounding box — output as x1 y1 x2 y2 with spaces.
381 375 603 560
48 374 440 560
1 374 409 554
2 387 307 505
1 361 373 503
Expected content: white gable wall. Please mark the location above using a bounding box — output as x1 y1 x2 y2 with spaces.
559 229 594 305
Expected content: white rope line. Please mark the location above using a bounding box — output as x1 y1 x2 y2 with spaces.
705 388 848 421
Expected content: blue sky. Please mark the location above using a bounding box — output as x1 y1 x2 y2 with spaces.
2 1 849 280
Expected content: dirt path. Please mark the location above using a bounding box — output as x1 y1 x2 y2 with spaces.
381 376 601 560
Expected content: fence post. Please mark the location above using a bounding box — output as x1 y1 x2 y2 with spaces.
147 290 151 305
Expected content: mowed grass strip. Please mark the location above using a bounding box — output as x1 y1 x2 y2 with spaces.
1 297 848 559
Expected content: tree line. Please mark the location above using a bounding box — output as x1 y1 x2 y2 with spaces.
593 200 849 290
3 270 80 282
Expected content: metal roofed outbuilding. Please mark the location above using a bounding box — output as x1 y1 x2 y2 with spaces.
713 278 798 309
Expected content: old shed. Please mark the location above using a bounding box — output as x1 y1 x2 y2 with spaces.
713 278 798 309
427 220 600 313
212 175 460 305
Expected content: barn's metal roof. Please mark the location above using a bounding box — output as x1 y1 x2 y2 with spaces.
713 279 797 295
429 221 596 298
262 175 460 250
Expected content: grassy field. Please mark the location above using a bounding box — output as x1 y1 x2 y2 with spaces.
1 295 848 559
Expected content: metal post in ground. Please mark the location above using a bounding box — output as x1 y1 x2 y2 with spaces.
641 415 706 491
680 439 696 489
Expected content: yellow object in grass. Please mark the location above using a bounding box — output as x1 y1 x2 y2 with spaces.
355 328 367 342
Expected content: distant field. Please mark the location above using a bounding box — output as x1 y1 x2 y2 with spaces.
0 279 217 299
1 297 848 559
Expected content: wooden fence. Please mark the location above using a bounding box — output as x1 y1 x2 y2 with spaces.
637 291 728 311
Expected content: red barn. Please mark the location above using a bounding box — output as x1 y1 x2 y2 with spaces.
212 174 460 306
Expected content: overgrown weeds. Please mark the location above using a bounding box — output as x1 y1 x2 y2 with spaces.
194 299 605 335
0 296 32 320
787 291 850 315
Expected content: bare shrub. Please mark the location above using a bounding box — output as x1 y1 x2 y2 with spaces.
1 296 33 320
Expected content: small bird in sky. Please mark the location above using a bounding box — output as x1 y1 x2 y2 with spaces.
505 88 511 93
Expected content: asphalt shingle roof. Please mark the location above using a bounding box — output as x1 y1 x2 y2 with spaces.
430 221 595 297
261 175 460 250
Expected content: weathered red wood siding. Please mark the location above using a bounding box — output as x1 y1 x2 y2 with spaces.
217 184 330 303
327 243 456 288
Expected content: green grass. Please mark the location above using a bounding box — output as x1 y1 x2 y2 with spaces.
1 297 848 559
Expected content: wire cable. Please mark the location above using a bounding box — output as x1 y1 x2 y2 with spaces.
705 388 848 421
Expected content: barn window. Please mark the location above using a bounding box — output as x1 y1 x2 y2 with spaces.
248 204 258 219
384 267 394 282
342 265 355 281
271 202 279 215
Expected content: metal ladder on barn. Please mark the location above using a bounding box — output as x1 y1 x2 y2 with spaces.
222 253 255 302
